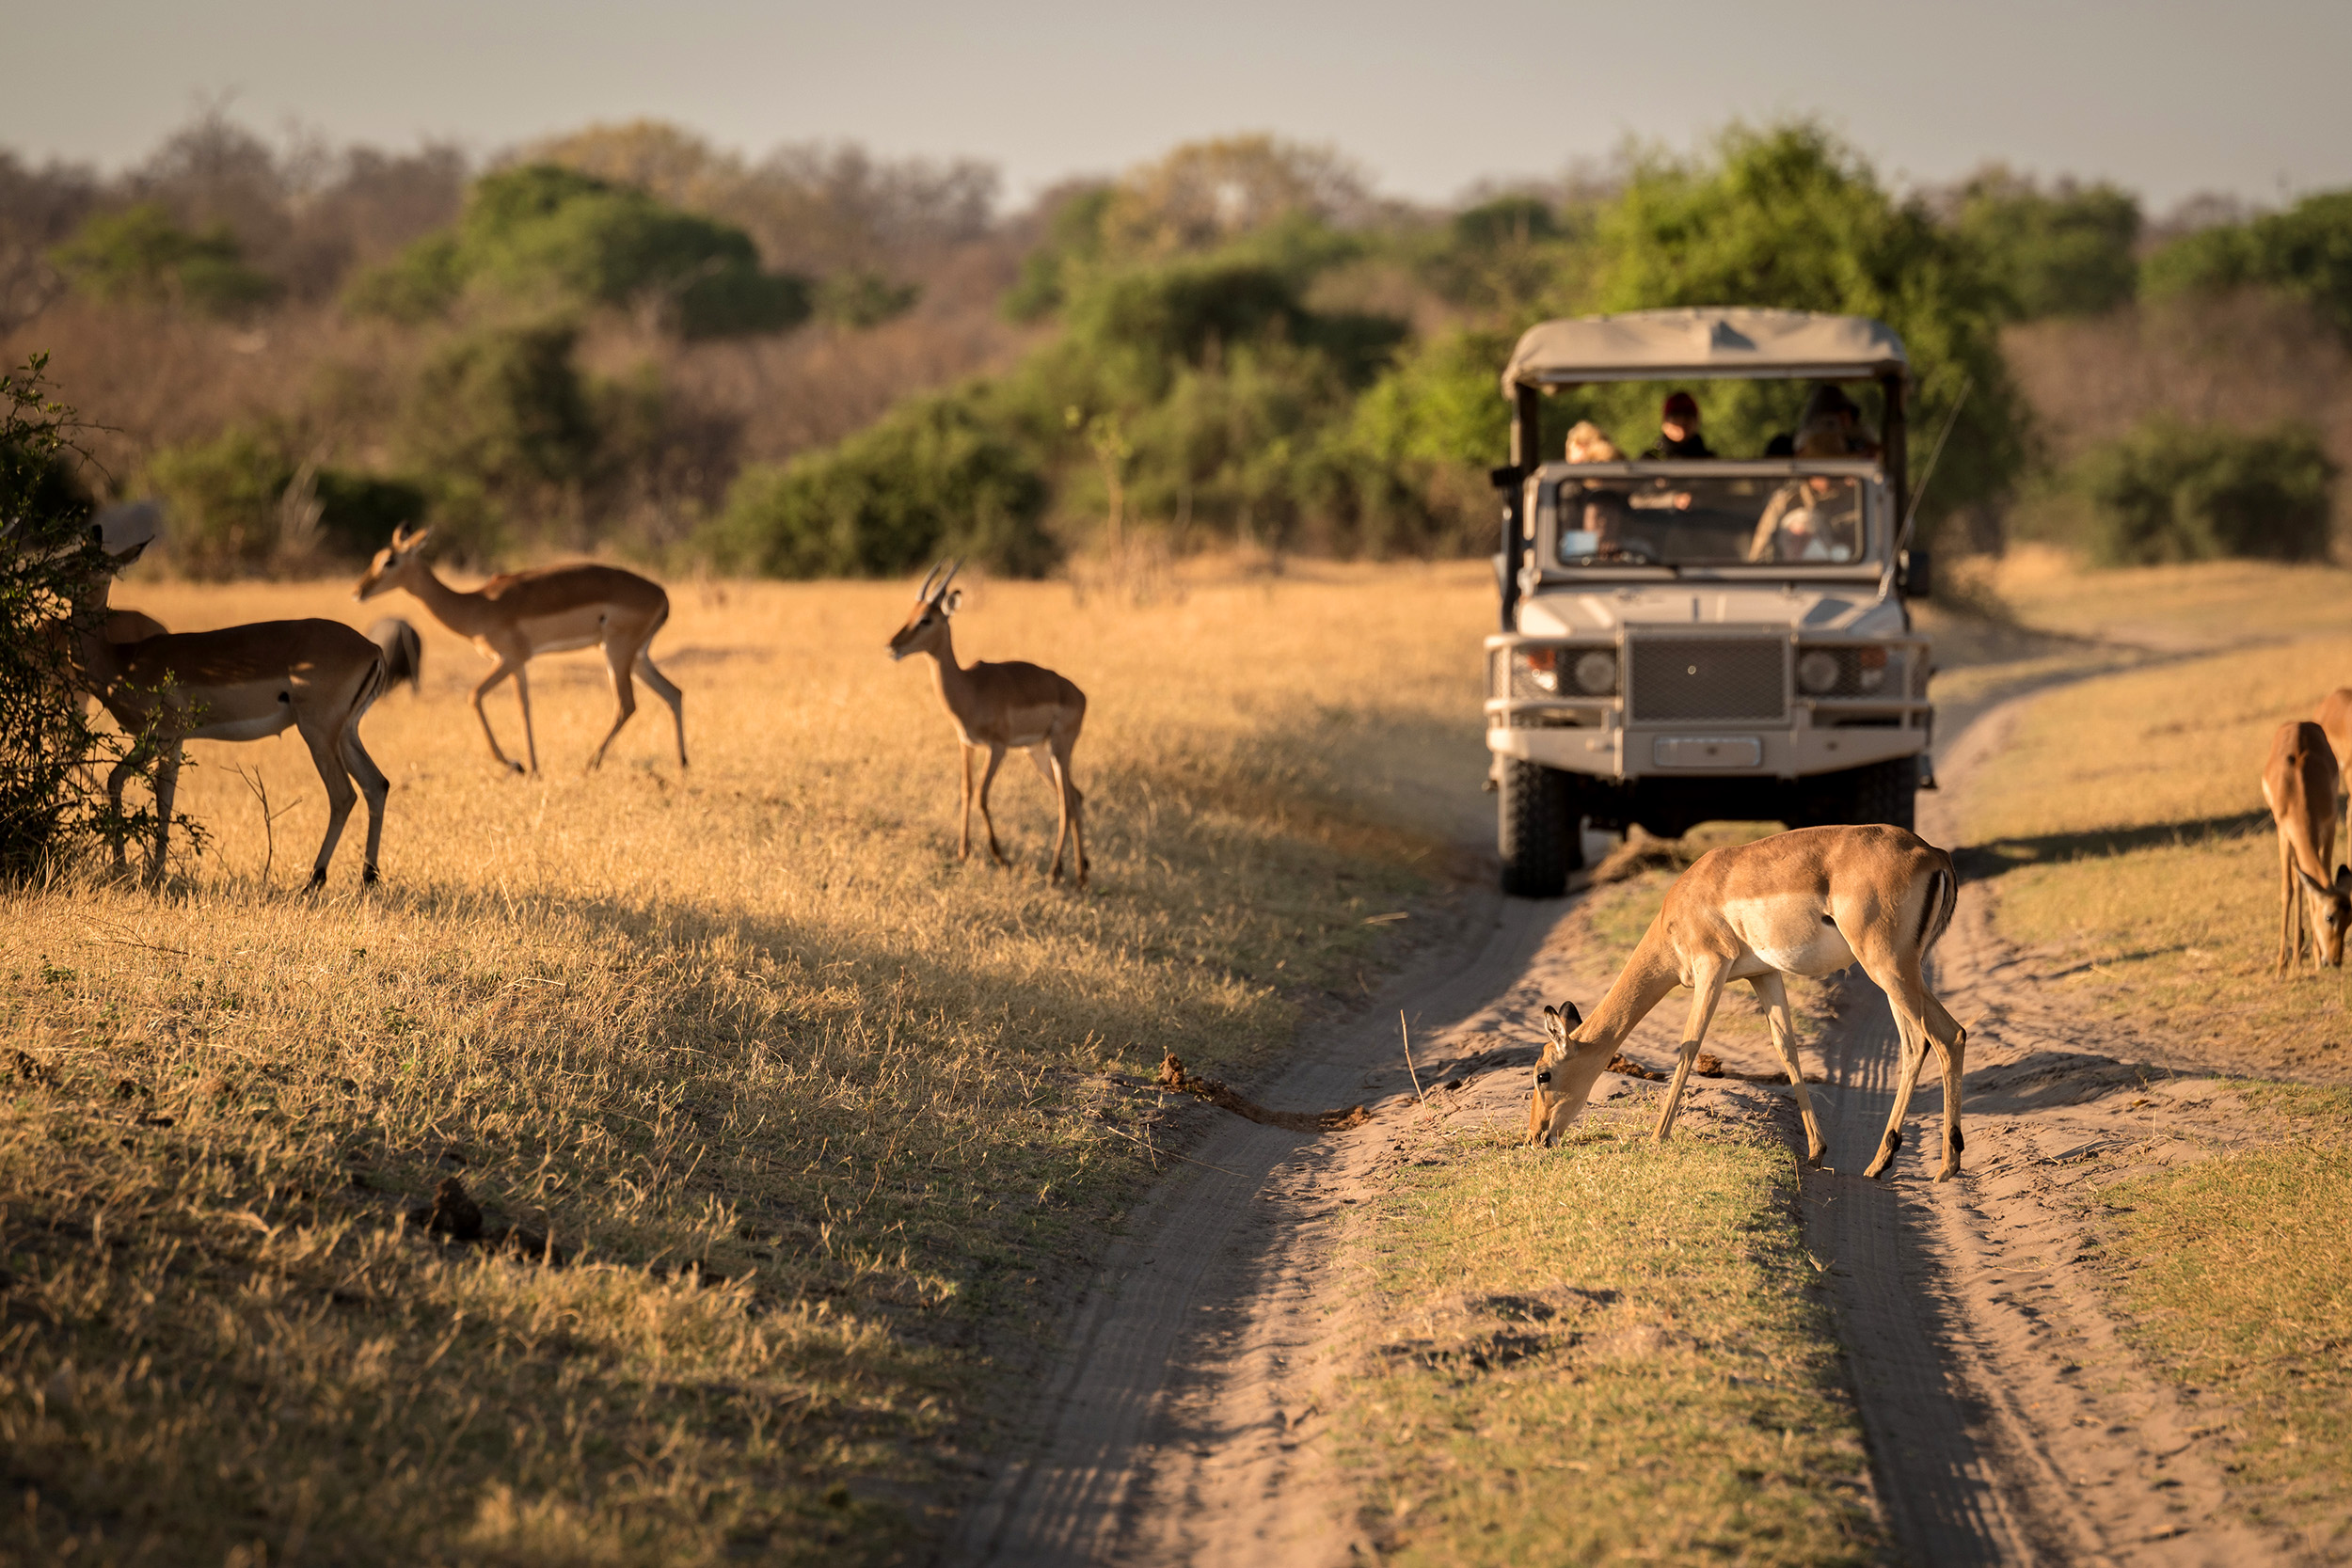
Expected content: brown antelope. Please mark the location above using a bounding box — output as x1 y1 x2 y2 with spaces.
2314 689 2352 858
1528 823 1967 1181
886 562 1089 887
353 527 684 774
74 510 391 889
2261 719 2351 971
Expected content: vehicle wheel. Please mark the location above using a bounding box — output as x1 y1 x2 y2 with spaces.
1833 756 1917 832
1500 758 1571 897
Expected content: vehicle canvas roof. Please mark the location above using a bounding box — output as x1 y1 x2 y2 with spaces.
1502 308 1908 392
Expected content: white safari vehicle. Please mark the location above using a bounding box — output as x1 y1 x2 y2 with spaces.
1488 309 1934 896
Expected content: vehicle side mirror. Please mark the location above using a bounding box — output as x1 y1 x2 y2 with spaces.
1898 547 1931 600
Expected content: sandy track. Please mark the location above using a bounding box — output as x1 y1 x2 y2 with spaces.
953 888 1573 1566
957 687 2296 1567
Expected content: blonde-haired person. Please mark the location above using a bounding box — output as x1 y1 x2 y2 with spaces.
1747 430 1863 562
1564 421 1624 464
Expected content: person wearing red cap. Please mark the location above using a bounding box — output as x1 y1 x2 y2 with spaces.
1645 390 1714 459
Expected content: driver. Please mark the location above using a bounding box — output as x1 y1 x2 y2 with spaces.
1747 431 1863 562
1577 490 1656 562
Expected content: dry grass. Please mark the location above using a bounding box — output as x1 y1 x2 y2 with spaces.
1983 546 2352 653
1338 1116 1878 1565
2092 1087 2352 1560
0 561 1492 1564
1957 626 2352 1078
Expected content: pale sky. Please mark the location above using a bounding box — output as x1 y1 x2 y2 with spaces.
8 0 2346 213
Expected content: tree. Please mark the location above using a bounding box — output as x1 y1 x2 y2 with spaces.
1099 135 1372 259
2143 190 2352 337
1946 167 2140 319
1588 123 2027 530
51 202 278 315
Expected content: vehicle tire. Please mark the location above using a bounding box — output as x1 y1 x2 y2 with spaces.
1500 758 1572 897
1815 756 1916 832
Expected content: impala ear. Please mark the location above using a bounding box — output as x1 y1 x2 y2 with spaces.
1542 1001 1581 1045
2300 864 2330 895
942 588 963 615
2335 864 2352 894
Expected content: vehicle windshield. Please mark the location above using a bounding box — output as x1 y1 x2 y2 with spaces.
1545 471 1874 568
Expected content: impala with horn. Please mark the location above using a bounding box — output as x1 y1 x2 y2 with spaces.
354 526 684 774
887 562 1090 887
1528 822 1966 1181
73 507 392 889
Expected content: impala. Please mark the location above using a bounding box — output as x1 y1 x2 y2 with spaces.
1527 823 1967 1181
75 510 391 889
2313 689 2352 854
886 561 1089 887
354 526 684 774
2261 719 2351 971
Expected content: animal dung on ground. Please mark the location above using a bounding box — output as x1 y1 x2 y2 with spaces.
1157 1053 1370 1132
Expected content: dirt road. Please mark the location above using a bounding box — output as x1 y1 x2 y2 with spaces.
953 695 2291 1566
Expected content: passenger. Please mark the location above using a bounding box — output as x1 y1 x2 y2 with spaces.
1565 420 1624 464
1645 390 1714 459
1576 490 1656 562
1777 384 1881 458
1747 431 1864 562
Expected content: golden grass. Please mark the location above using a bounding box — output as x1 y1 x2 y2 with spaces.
2093 1087 2352 1560
2 562 1493 1564
1959 629 2352 1076
1338 1117 1878 1565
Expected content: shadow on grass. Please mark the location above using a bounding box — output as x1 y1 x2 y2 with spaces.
1955 809 2271 882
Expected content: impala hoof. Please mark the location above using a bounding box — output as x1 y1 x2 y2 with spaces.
361 863 380 886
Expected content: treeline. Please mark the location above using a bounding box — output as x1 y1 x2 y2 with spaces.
4 112 2347 578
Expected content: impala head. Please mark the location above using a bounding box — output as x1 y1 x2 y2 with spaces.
886 560 962 662
2298 863 2352 967
1526 999 1587 1147
354 525 433 602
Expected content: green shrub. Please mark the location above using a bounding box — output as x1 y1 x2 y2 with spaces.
51 203 278 316
311 470 429 560
2075 418 2337 565
2143 191 2352 336
398 322 600 495
814 269 920 329
706 388 1054 578
1948 172 2140 320
347 164 811 339
146 426 295 579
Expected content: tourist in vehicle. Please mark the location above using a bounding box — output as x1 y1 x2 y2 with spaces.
1775 384 1881 459
1568 489 1657 563
1747 431 1863 562
1645 391 1713 459
1564 420 1623 463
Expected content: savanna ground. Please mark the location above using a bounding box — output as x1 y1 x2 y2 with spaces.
11 550 2352 1565
0 561 1499 1565
1332 553 2352 1564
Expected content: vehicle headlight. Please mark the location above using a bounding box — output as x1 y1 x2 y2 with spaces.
1517 646 1558 692
1856 647 1892 692
1572 649 1617 695
1796 649 1840 694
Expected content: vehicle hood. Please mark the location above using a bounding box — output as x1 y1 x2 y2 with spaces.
1516 584 1907 637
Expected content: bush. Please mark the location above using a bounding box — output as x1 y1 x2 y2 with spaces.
51 202 278 316
399 323 600 496
347 164 812 339
705 388 1054 578
1948 171 2140 320
0 357 166 877
312 470 429 560
2142 191 2352 337
813 269 919 329
2074 418 2337 565
145 426 295 579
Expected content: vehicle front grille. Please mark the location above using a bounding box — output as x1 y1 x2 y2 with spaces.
1628 636 1788 723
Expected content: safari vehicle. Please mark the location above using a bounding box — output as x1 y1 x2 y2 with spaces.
1487 309 1933 897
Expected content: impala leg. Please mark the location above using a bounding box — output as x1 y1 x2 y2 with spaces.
342 727 389 886
512 664 540 775
976 745 1009 866
587 641 640 771
1653 958 1727 1144
1857 947 1964 1180
470 661 527 775
299 719 358 891
145 741 182 891
1926 991 1968 1181
1026 744 1074 884
957 744 976 862
1751 974 1825 1164
635 650 687 768
105 742 146 870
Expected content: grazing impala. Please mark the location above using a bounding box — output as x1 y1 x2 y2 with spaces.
1528 823 1967 1181
75 511 391 889
354 526 684 774
2314 689 2352 854
2261 719 2351 971
887 561 1089 887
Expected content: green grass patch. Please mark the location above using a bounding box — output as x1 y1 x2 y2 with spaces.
2094 1087 2352 1553
1338 1117 1879 1565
